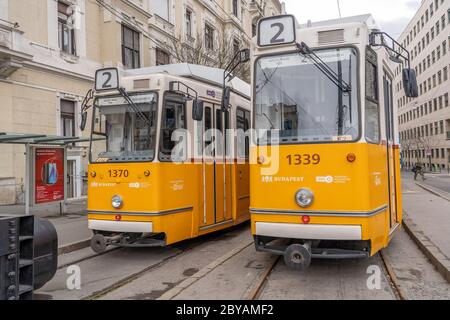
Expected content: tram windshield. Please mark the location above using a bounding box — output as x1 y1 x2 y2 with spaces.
255 47 359 144
91 92 158 162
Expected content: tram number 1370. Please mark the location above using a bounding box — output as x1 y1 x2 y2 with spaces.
286 154 321 166
108 169 129 178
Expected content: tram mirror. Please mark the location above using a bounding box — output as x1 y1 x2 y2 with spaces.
403 68 419 98
80 112 88 131
222 86 231 110
193 99 204 121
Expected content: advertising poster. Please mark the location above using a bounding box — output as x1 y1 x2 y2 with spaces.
34 148 65 204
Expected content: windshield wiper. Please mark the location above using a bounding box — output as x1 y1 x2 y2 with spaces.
117 87 152 127
296 42 351 93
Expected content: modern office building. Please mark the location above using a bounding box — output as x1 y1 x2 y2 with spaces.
394 0 450 172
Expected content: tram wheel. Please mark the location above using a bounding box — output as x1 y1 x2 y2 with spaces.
283 244 311 271
91 234 107 253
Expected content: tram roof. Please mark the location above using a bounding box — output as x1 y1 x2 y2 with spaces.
299 14 378 30
122 63 251 98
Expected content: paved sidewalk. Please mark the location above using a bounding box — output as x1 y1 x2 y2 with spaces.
401 172 450 282
0 198 87 218
0 199 92 254
49 214 92 254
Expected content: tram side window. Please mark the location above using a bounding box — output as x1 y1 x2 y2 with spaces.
365 51 381 144
204 106 212 150
159 94 186 161
237 108 250 159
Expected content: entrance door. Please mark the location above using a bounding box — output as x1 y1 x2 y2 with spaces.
383 72 398 228
66 160 76 199
200 104 227 228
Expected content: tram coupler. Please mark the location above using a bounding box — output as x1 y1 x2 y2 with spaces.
283 242 312 271
91 234 122 253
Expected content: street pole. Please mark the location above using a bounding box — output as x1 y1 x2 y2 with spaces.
337 0 342 18
25 144 30 215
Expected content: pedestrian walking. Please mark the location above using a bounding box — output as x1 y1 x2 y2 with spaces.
413 163 425 181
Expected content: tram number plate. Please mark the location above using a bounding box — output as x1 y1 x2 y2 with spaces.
286 154 321 166
108 169 129 178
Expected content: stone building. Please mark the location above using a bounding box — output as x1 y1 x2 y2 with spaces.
0 0 283 204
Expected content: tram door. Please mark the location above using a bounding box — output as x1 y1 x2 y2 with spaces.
384 72 398 228
201 104 227 228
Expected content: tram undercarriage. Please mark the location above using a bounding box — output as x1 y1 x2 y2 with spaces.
91 231 167 253
254 235 371 271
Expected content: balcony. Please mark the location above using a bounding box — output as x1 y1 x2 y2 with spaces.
0 21 32 78
149 14 175 37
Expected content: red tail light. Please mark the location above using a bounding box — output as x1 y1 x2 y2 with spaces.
302 215 311 224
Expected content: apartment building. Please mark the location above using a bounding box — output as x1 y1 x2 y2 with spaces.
394 0 450 172
0 0 282 205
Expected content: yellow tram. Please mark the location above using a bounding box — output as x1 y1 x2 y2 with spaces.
250 15 418 269
82 62 252 252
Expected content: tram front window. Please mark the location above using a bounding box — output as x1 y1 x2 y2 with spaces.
255 48 359 144
91 92 158 162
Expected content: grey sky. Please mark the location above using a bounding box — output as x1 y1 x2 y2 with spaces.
283 0 422 37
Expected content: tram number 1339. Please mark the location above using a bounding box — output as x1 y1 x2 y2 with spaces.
286 154 321 166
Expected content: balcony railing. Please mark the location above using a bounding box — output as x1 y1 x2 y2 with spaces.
0 22 32 78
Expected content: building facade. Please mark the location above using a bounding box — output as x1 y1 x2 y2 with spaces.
394 0 450 172
0 0 283 205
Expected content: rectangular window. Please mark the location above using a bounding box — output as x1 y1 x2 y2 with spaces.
60 99 75 137
185 9 192 37
232 0 238 17
58 2 76 55
365 50 380 144
159 93 186 161
122 25 140 69
153 0 169 21
236 108 251 159
205 24 214 50
155 48 170 66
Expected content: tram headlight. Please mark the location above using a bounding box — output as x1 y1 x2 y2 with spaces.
111 195 123 209
295 189 314 208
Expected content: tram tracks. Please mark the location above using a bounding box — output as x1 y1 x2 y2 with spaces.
379 250 407 300
46 225 429 300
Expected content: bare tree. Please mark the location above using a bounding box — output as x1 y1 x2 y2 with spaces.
405 134 440 170
162 32 251 83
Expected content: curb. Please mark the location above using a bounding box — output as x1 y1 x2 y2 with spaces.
58 239 91 255
402 217 450 283
415 182 450 202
